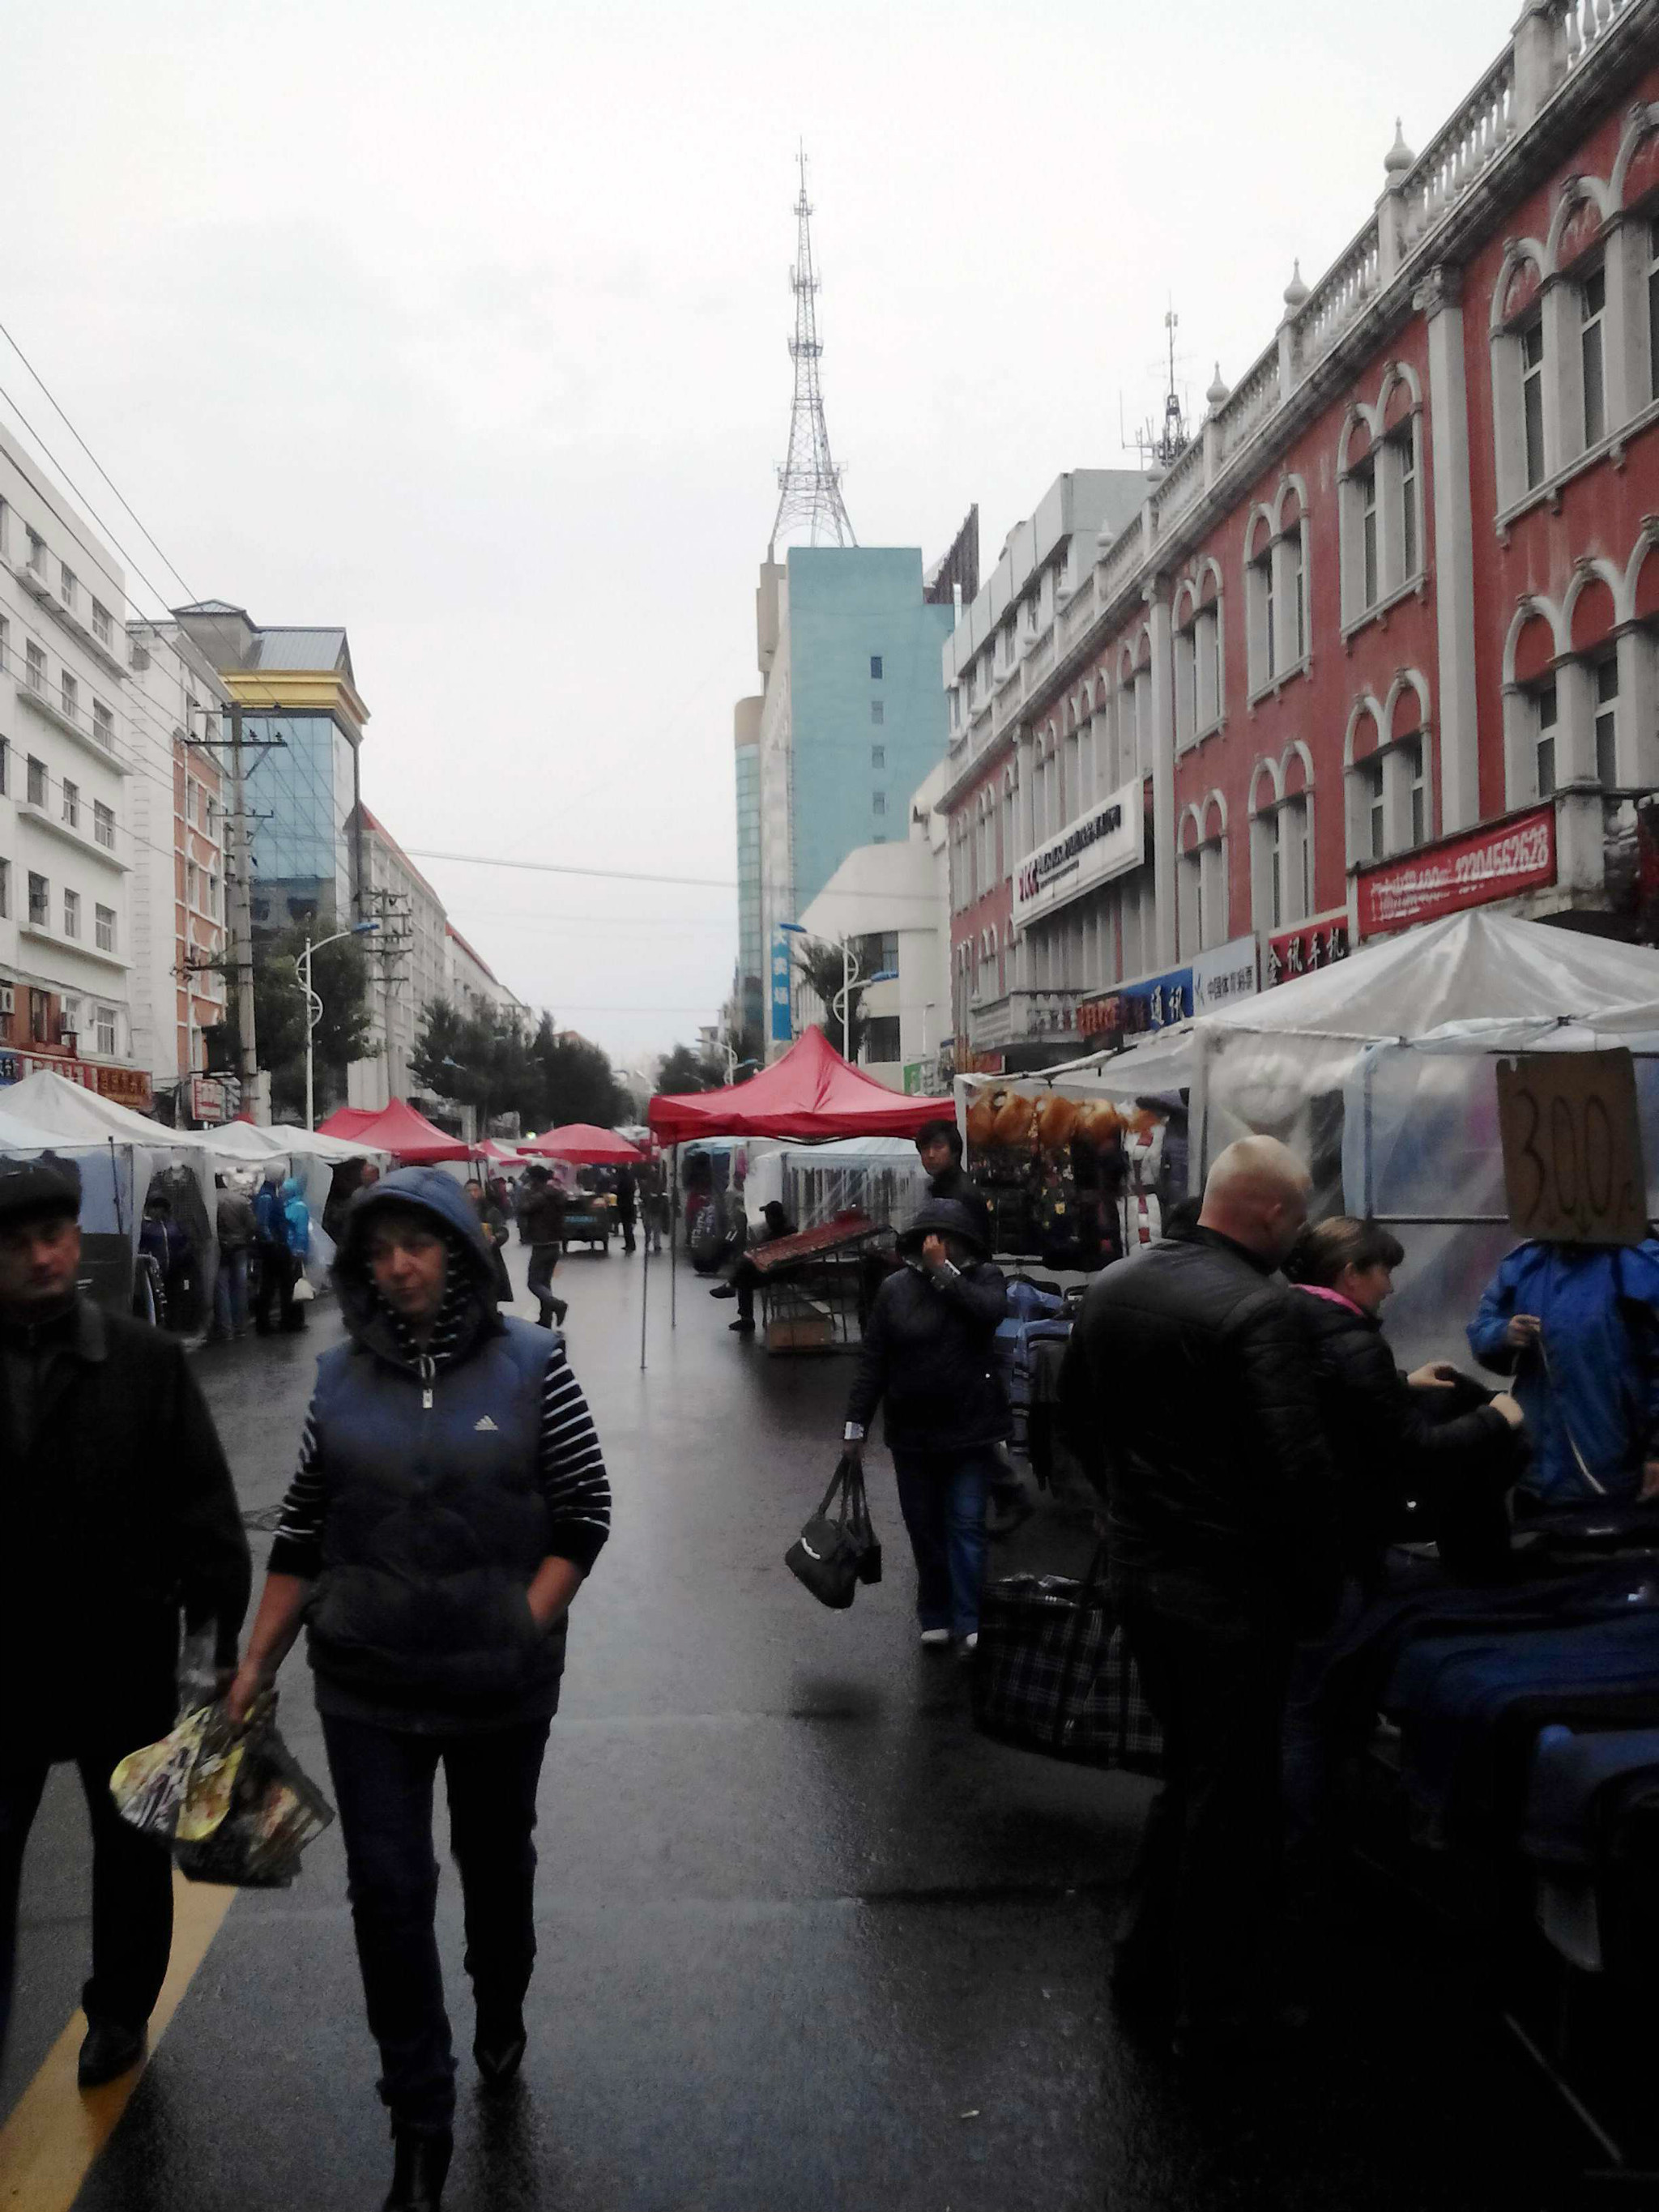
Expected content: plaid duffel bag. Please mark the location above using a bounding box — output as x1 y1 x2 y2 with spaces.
970 1545 1163 1775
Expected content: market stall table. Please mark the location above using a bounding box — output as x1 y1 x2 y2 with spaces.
748 1211 881 1353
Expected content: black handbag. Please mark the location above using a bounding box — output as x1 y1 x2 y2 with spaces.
970 1543 1162 1774
787 1455 878 1609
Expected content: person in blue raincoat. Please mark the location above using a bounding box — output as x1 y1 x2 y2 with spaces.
253 1166 311 1336
1468 1238 1659 1507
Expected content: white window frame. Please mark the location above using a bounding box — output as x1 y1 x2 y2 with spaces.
95 901 116 953
62 887 80 939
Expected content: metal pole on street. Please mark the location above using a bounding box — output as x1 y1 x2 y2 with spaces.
301 920 380 1129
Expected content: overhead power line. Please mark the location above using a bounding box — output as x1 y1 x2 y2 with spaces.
410 847 944 906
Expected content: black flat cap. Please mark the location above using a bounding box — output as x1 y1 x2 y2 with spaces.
0 1156 83 1230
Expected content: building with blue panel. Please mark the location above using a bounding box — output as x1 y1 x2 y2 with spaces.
751 548 953 1053
174 603 369 929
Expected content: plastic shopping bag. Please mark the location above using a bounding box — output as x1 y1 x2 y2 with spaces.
110 1695 334 1888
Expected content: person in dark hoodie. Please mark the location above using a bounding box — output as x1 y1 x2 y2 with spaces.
842 1196 1009 1652
228 1167 611 2212
0 1156 249 2091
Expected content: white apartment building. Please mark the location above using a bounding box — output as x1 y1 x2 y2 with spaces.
0 424 148 1106
126 620 231 1114
447 923 523 1027
349 807 450 1110
794 759 951 1091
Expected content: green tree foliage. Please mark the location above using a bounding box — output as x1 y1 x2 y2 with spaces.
252 923 376 1121
656 1042 723 1094
788 940 868 1062
410 1002 626 1134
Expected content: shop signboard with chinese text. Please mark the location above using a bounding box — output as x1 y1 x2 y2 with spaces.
190 1076 228 1124
1266 914 1350 987
1012 779 1143 932
0 1049 151 1111
1077 965 1193 1041
770 935 793 1046
1191 936 1260 1016
1496 1049 1647 1246
1357 806 1555 940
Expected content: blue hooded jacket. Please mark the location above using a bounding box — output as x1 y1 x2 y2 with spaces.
1469 1239 1659 1504
254 1174 309 1258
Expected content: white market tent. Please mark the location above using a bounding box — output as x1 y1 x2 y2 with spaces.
742 1132 927 1234
0 1069 219 1296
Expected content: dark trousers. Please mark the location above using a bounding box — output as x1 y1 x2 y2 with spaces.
0 1737 175 2052
890 1447 995 1637
253 1244 301 1332
322 1713 551 2134
526 1244 565 1328
617 1211 636 1255
1113 1570 1293 2035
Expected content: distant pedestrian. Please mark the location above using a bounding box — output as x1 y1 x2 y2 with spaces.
914 1119 993 1252
228 1168 610 2212
139 1191 192 1328
519 1166 568 1329
211 1173 256 1340
842 1197 1009 1651
710 1200 795 1334
1061 1136 1338 2059
465 1177 514 1305
614 1165 638 1256
253 1166 310 1335
0 1157 249 2089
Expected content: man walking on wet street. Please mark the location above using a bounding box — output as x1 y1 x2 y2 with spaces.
1063 1136 1338 2059
0 1157 250 2089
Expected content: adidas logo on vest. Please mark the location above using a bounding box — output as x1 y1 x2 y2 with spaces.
474 1415 500 1432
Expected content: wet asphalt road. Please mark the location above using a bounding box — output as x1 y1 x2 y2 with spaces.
4 1240 1610 2210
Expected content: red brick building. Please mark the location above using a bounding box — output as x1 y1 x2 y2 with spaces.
940 0 1659 1072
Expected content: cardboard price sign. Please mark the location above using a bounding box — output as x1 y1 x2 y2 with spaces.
1495 1050 1648 1247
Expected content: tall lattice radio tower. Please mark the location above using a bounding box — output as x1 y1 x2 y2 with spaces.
769 149 856 556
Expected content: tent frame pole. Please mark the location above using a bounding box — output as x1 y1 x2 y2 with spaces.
670 1146 679 1328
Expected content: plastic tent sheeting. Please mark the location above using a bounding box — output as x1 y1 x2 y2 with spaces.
318 1098 473 1162
271 1121 388 1163
1187 913 1659 1212
1 1069 216 1272
519 1124 644 1164
0 1106 123 1238
1336 1007 1659 1373
650 1025 953 1144
742 1134 927 1236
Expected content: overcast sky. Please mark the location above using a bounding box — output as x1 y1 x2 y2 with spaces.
5 0 1512 1078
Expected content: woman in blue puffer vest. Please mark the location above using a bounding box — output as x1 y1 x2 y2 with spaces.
228 1167 612 2212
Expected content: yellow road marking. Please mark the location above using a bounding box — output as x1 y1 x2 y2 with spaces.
0 1872 235 2210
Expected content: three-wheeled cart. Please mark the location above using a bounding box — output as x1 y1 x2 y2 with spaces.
561 1199 612 1254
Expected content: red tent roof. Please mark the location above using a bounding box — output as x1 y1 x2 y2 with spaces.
519 1123 645 1164
316 1106 379 1140
318 1098 473 1161
649 1026 953 1144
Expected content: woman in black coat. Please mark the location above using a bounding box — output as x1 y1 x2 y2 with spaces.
1280 1216 1525 1901
842 1198 1009 1652
1283 1216 1525 1585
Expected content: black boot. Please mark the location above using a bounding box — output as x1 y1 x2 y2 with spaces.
383 2127 451 2211
77 2018 146 2089
473 2001 527 2090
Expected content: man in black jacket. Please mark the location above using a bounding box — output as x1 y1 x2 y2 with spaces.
915 1119 993 1253
1061 1136 1337 2053
0 1157 250 2089
844 1198 1009 1650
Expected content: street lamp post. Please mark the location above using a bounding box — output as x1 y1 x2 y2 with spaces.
778 923 896 1062
301 918 381 1131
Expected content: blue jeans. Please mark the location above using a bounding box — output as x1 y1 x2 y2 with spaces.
890 1447 994 1637
321 1713 551 2133
213 1247 248 1336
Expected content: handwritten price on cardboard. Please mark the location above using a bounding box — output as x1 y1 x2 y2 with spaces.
1495 1050 1648 1247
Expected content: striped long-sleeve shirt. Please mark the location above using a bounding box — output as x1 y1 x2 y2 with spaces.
268 1337 612 1580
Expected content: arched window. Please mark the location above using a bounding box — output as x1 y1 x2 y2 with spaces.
1491 247 1548 507
1179 797 1229 954
1250 755 1312 933
1173 566 1224 750
1246 492 1309 696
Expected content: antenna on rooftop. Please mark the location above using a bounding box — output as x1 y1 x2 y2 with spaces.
768 147 856 556
1122 306 1192 475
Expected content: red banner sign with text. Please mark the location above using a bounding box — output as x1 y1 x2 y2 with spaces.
1357 806 1556 940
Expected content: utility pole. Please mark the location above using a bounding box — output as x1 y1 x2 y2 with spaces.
226 703 265 1120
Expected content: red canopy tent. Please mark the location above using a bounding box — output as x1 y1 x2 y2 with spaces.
315 1106 379 1141
519 1123 645 1164
475 1138 525 1163
317 1098 474 1162
648 1025 953 1144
